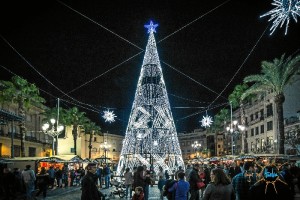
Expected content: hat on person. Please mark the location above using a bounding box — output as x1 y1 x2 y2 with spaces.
87 163 97 169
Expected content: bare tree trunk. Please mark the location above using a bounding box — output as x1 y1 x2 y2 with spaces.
275 94 285 155
72 125 78 155
88 131 93 159
18 100 26 157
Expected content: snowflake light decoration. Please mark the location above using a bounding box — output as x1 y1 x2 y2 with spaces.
260 0 300 35
102 110 116 123
201 115 213 128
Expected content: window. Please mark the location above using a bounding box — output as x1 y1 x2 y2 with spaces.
251 128 254 136
261 125 264 134
255 112 259 119
245 131 248 138
255 127 259 135
71 148 75 153
181 142 185 146
218 145 221 148
267 121 273 131
14 145 21 157
28 147 36 157
266 104 273 117
260 109 264 120
250 114 253 121
113 149 116 152
94 137 97 142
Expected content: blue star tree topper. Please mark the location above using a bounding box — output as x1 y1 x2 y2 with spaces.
144 20 159 33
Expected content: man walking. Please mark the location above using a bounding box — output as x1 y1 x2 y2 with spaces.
232 161 257 200
189 164 201 200
21 165 36 200
81 163 105 200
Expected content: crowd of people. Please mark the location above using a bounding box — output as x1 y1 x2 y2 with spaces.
1 158 300 200
0 162 113 200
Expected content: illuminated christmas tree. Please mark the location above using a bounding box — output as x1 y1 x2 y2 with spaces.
117 21 184 175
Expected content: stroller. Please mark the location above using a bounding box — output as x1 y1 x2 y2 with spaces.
108 178 125 198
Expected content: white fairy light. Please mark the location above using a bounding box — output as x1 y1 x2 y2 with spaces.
102 110 116 123
261 0 300 35
117 21 184 176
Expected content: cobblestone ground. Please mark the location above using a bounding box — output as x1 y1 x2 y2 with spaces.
38 185 162 200
33 184 300 200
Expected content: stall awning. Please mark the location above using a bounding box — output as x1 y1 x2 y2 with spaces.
39 155 83 163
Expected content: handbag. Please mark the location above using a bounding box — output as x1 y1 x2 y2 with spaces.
196 181 205 189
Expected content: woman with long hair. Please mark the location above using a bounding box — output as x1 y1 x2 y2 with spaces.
202 168 235 200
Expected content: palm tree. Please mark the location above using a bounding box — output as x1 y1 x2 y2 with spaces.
61 107 89 155
0 76 45 157
228 84 251 154
242 53 300 154
83 121 101 159
212 108 230 132
228 83 249 125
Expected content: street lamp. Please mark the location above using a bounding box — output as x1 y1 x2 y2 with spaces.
42 118 64 156
226 120 245 155
100 141 111 164
191 141 202 159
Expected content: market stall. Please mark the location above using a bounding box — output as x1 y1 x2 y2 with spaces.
38 155 84 170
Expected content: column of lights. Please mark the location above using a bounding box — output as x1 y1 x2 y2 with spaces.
42 119 64 156
226 120 245 155
191 141 202 159
100 141 111 164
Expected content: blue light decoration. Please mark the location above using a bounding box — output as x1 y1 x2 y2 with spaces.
144 20 159 33
264 168 278 178
260 0 300 35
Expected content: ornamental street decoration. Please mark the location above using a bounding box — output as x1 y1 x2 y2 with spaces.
117 21 184 175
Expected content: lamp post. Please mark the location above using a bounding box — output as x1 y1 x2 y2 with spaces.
226 120 245 155
100 141 111 164
191 141 202 159
42 119 64 156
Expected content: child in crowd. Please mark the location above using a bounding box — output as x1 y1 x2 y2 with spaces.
132 186 144 200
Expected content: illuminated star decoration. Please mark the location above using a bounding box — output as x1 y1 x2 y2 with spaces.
102 110 116 123
201 115 213 128
260 0 300 35
144 20 159 33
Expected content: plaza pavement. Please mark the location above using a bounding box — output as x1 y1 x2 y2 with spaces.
36 184 300 200
36 184 162 200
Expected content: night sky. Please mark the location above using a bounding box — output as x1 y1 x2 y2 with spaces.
0 0 299 134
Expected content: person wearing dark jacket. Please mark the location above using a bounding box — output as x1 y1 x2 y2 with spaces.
202 168 235 200
133 166 146 191
189 163 201 200
232 161 257 200
249 165 293 200
35 167 50 199
81 163 105 200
